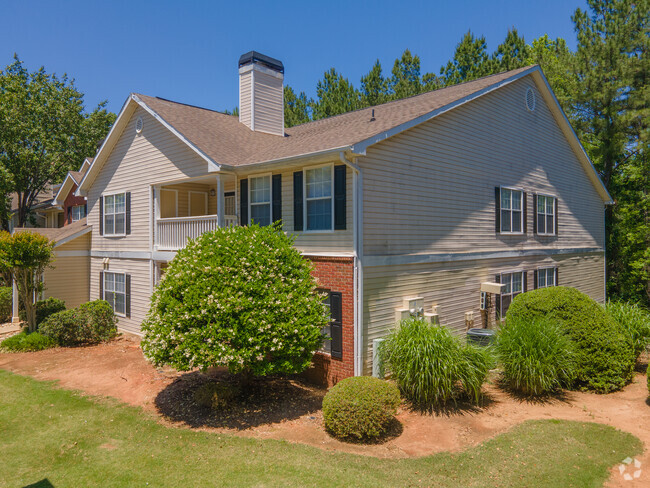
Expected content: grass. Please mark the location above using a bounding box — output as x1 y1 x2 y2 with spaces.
0 369 642 488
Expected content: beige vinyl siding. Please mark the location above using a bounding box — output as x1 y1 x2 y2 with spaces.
236 162 354 255
252 70 284 136
43 234 91 308
90 256 150 335
87 106 213 252
359 77 605 257
239 70 252 129
362 252 605 374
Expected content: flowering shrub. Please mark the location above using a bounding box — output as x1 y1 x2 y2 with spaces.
141 224 329 377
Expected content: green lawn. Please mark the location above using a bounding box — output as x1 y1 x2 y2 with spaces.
0 370 641 488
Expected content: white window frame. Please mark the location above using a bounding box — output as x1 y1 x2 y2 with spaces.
536 194 556 235
499 270 525 317
103 270 127 317
71 205 86 222
102 191 127 237
303 164 335 233
319 289 332 355
248 173 272 226
499 186 524 235
537 267 557 288
188 190 208 216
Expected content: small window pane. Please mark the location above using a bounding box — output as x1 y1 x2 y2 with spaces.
115 214 125 234
537 214 545 234
512 273 522 293
250 177 271 204
537 196 545 213
512 191 522 210
501 189 511 210
104 195 114 214
538 271 546 288
250 203 271 226
512 211 522 232
114 293 125 315
306 167 332 199
546 215 554 234
501 210 511 232
307 199 332 231
547 268 555 286
546 198 554 214
114 274 125 293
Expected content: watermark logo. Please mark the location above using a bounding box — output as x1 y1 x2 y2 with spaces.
618 457 642 481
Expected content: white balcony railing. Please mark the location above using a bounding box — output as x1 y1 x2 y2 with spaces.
155 214 238 250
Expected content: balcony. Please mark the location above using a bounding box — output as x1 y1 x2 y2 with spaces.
153 175 238 251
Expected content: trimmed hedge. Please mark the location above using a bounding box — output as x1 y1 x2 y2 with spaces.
322 377 400 441
0 332 56 352
0 286 11 322
380 318 492 407
19 297 67 326
496 316 577 395
507 287 635 393
39 300 117 346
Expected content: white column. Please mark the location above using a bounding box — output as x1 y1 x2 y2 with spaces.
11 278 19 324
216 175 225 227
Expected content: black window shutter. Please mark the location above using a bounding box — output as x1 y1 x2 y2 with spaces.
99 197 104 236
523 192 528 233
554 197 559 236
293 171 303 231
84 203 87 216
523 271 528 292
240 179 248 226
67 206 72 223
125 192 131 235
533 194 538 234
555 267 559 286
329 291 343 359
533 269 538 289
495 187 501 233
99 271 104 300
334 165 346 230
272 174 282 224
495 273 501 319
125 274 131 318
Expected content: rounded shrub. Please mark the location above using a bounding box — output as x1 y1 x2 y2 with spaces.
39 299 117 346
322 376 400 441
0 331 56 352
380 318 492 407
496 316 577 395
141 224 329 377
35 298 66 326
507 287 635 393
605 300 650 359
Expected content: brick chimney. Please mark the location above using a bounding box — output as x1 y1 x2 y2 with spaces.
238 51 284 136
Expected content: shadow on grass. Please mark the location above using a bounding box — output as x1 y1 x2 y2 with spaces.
154 369 325 430
23 480 54 488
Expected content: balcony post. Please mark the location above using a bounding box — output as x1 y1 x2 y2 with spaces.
11 278 20 324
216 175 225 227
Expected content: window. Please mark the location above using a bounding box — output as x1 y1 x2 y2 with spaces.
71 205 86 222
500 271 524 317
537 195 555 235
305 166 333 231
103 193 126 235
500 188 523 233
537 267 556 288
249 175 271 226
104 271 126 316
320 292 332 354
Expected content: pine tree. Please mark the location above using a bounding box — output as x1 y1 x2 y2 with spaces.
440 31 493 86
389 49 423 99
360 60 388 107
493 28 531 71
284 85 310 127
310 68 361 120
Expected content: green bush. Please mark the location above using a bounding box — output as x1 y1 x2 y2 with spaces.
605 300 650 359
20 297 66 326
322 376 400 441
141 224 329 377
496 316 577 395
39 300 117 346
507 287 635 393
0 286 11 322
380 318 492 407
0 331 56 352
193 382 241 410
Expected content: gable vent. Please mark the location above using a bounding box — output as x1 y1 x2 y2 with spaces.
525 88 536 112
135 117 144 134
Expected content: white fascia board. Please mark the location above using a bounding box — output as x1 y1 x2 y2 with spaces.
532 69 613 205
220 146 354 173
53 225 92 248
53 173 76 206
132 95 229 173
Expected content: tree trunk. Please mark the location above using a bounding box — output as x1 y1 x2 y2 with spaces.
15 270 37 332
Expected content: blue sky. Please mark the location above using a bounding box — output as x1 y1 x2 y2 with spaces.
1 0 586 115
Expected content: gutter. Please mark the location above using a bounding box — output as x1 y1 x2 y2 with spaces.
339 151 363 377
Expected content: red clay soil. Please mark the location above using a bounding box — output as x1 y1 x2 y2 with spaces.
0 334 647 488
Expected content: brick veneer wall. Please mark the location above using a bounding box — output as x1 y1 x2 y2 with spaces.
302 255 355 387
63 183 87 226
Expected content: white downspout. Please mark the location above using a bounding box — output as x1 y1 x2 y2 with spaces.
340 151 363 376
11 278 19 324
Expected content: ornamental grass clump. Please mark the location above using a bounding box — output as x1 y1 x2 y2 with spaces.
506 287 635 393
141 224 329 378
605 300 650 359
496 316 577 396
380 318 492 408
322 376 400 441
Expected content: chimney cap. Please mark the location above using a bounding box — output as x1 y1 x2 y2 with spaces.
239 51 284 73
